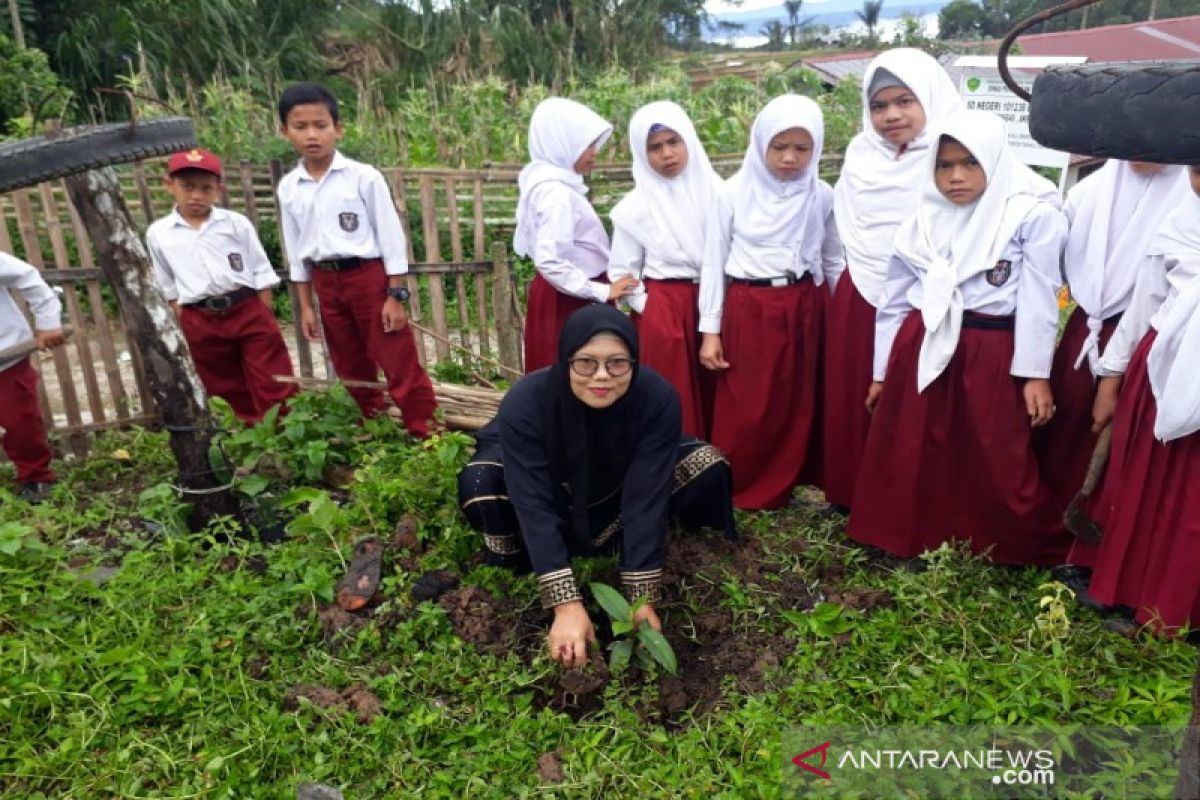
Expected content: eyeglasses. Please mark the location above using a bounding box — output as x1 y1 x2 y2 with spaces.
568 356 634 378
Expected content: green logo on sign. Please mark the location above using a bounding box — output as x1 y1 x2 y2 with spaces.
966 77 982 92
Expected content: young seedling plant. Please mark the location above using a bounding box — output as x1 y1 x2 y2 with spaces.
590 582 678 675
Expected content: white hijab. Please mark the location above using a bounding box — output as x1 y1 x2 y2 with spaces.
610 101 721 268
1145 189 1200 442
513 98 613 258
894 109 1050 393
726 94 828 271
1064 161 1189 374
833 48 964 307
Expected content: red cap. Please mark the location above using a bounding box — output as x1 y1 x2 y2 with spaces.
167 148 222 177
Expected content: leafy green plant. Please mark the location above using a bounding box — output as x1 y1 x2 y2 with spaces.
0 521 46 558
590 582 677 675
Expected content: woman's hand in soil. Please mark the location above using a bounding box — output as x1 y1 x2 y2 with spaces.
700 333 730 371
608 275 640 301
631 603 662 633
1024 379 1055 428
865 381 884 413
549 601 595 668
1092 375 1123 433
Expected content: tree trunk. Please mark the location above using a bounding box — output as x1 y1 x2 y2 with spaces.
63 167 241 528
1177 658 1200 800
7 0 25 48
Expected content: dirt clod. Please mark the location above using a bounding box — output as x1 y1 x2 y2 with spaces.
390 514 423 551
282 684 382 725
341 684 382 724
438 586 513 651
283 685 343 711
537 750 566 784
412 570 460 602
318 605 366 646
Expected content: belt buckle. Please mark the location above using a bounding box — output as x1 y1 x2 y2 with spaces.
771 276 789 288
206 294 233 312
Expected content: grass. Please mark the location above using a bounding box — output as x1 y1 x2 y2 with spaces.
0 395 1195 798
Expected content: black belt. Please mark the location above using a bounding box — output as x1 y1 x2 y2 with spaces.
184 286 257 312
962 311 1014 331
305 256 365 272
645 277 699 285
729 272 812 288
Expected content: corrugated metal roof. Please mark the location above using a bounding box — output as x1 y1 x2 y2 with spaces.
1013 14 1200 61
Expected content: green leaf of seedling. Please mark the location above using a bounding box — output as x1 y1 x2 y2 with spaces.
235 474 271 496
637 624 677 675
590 582 631 622
612 620 633 636
278 487 324 508
609 639 634 672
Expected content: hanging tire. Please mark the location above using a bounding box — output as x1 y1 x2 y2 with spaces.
1028 60 1200 164
0 117 197 193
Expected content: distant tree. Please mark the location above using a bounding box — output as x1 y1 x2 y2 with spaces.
857 0 884 42
784 0 804 45
937 0 990 38
760 19 787 49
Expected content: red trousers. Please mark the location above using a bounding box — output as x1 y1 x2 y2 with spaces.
312 260 438 436
523 273 598 374
632 279 710 439
180 297 298 424
709 279 823 510
848 312 1070 565
820 273 876 508
0 357 55 484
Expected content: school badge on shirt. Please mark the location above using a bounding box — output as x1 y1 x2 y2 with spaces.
338 212 359 232
227 252 245 272
986 259 1012 287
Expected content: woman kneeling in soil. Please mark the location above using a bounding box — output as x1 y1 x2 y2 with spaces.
457 305 735 667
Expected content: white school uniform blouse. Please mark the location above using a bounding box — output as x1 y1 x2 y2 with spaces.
873 203 1065 382
0 252 62 373
1097 251 1200 377
524 182 611 304
277 152 409 283
146 207 278 305
607 227 700 315
697 187 845 335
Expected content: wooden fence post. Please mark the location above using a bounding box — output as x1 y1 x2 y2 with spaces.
63 167 240 527
491 241 522 373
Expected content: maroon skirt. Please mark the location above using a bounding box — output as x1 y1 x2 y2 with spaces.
633 279 709 439
1034 306 1121 512
1087 331 1200 634
847 311 1070 565
709 278 823 510
523 273 597 373
820 272 877 508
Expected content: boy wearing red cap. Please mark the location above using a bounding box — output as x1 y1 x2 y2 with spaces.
146 148 297 423
275 82 437 437
0 252 65 503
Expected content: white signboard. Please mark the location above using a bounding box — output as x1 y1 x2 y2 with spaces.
954 56 1083 170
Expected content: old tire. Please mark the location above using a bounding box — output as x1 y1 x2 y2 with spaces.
1028 60 1200 163
0 117 196 193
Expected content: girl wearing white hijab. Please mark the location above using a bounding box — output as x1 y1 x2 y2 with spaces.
698 94 844 510
1034 161 1188 513
848 109 1071 566
1084 166 1200 634
608 101 722 439
514 97 637 372
1036 162 1189 600
822 48 963 514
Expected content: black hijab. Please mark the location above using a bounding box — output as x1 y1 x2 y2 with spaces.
545 304 641 547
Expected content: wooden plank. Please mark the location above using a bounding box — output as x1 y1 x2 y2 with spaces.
39 183 106 427
50 413 159 437
418 175 450 360
0 196 14 253
387 169 425 366
444 177 471 355
13 189 44 266
269 159 314 378
132 162 157 225
240 160 258 226
472 176 490 357
65 185 131 419
491 242 522 372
